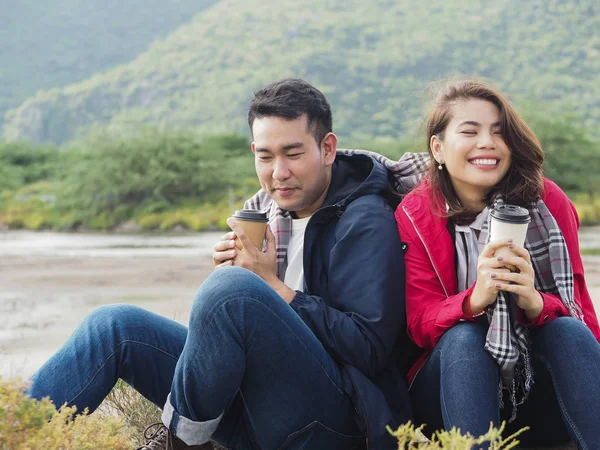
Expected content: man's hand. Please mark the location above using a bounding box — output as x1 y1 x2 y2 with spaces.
226 218 296 303
212 231 238 269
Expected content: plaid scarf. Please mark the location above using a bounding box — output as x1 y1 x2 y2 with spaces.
244 149 429 280
477 196 585 421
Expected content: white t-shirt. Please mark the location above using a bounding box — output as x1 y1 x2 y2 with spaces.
283 216 311 292
454 207 489 292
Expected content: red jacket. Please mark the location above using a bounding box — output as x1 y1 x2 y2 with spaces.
395 178 600 383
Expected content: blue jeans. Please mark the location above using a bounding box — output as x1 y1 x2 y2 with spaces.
29 267 365 450
410 317 600 449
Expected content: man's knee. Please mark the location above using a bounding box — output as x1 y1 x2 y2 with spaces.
79 304 147 338
81 303 140 328
191 266 275 327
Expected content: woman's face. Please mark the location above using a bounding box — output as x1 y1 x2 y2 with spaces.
431 98 512 204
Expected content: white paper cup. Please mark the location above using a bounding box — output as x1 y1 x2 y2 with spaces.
489 204 530 271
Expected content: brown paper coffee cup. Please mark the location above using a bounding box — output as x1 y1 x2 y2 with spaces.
230 210 268 250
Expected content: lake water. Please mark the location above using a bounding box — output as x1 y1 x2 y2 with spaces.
0 230 223 258
2 226 599 257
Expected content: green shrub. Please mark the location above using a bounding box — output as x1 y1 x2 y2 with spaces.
134 201 239 232
0 378 530 450
55 211 84 230
0 142 60 191
0 378 135 449
3 213 25 229
137 213 164 230
59 128 253 219
135 199 172 215
97 379 226 449
97 380 161 446
87 213 119 230
388 421 528 449
22 211 52 230
0 182 60 229
159 213 190 231
572 194 600 226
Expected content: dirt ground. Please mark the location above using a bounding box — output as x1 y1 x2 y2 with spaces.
1 249 598 450
0 254 214 378
1 250 599 380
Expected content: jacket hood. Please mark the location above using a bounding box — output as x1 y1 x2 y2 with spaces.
323 153 391 208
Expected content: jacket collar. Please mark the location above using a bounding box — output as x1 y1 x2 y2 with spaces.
401 180 458 296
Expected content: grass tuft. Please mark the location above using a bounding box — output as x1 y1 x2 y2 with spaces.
388 420 529 449
0 378 135 449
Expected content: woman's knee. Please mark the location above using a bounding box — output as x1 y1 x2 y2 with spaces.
437 322 487 355
534 317 597 353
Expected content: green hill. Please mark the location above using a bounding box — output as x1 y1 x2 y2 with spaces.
0 0 218 130
4 0 599 144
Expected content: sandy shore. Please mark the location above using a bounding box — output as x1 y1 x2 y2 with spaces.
0 254 214 378
1 245 599 379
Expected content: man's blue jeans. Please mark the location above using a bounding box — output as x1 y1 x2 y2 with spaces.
410 317 600 449
29 267 365 449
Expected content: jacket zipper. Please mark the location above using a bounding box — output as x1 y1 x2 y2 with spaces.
402 206 449 297
460 232 469 292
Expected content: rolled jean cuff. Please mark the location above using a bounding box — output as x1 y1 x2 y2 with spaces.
162 394 223 445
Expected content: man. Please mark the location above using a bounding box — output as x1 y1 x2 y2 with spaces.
28 79 419 449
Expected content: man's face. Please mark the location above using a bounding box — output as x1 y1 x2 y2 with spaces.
251 115 336 218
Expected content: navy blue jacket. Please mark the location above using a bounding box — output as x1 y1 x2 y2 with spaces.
286 154 414 449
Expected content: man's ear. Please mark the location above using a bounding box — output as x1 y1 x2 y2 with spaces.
321 132 337 166
251 142 256 154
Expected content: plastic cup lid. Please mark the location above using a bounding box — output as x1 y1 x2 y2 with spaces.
490 204 530 224
231 210 269 222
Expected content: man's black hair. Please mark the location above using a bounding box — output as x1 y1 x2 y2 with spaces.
247 78 332 145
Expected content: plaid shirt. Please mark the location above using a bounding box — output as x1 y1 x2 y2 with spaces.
244 149 429 280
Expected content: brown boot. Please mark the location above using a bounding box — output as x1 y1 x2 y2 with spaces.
136 422 214 450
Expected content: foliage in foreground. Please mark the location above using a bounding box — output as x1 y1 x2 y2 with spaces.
98 380 226 449
0 377 535 450
0 378 135 450
389 421 528 450
97 379 161 447
100 381 528 450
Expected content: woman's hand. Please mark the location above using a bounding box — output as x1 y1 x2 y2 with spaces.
468 239 513 314
488 245 544 321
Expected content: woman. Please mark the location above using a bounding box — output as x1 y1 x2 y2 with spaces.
395 79 600 448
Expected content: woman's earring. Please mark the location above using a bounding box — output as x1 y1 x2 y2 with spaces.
438 162 443 171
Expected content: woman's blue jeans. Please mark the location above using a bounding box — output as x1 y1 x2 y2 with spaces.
410 317 600 449
28 267 365 449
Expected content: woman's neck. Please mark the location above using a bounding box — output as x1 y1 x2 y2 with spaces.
454 186 488 214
